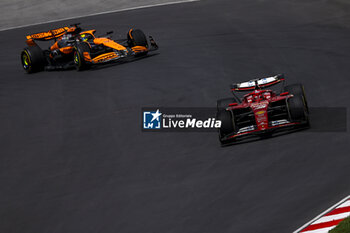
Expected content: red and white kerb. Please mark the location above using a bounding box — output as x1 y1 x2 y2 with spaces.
295 195 350 233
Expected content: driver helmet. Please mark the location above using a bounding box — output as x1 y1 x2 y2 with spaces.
263 92 271 100
80 33 88 41
253 95 259 101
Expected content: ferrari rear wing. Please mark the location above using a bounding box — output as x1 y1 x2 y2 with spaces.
231 74 285 91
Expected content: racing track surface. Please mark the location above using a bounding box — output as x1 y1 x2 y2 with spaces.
1 0 350 232
0 0 194 30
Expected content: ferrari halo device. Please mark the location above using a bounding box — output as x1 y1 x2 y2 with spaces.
216 74 309 145
20 23 158 73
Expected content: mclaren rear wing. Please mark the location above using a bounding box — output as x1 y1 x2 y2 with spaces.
231 74 285 91
25 27 70 46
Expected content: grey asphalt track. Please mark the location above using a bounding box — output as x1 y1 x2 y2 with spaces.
0 0 191 30
1 0 350 233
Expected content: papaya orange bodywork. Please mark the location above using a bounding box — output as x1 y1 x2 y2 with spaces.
50 41 60 51
50 41 73 54
26 26 79 47
93 38 127 51
131 46 148 53
80 30 96 37
26 27 70 41
26 39 36 46
83 52 92 62
59 46 74 54
92 52 119 63
128 29 133 39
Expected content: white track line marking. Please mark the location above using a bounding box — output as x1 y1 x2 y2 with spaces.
313 212 350 225
338 200 350 208
0 0 200 32
293 195 350 233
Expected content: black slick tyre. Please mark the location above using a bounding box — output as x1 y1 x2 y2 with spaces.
287 95 308 122
74 43 91 71
217 98 237 111
21 46 46 73
217 109 235 143
127 29 148 56
284 83 309 113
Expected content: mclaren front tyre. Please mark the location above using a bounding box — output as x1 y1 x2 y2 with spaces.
74 43 91 71
127 29 149 56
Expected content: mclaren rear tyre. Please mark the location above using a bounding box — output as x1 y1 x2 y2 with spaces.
21 46 46 73
287 95 309 125
217 98 237 111
127 29 148 56
74 43 91 71
217 109 236 143
284 84 309 113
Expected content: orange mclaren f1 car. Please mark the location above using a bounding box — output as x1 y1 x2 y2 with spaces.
21 24 158 73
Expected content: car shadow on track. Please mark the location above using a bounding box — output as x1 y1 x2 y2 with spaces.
220 127 309 147
80 53 160 72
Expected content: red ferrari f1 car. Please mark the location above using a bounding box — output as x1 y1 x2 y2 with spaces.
21 23 158 73
216 74 309 145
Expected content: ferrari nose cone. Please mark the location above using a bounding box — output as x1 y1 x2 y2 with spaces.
251 101 269 131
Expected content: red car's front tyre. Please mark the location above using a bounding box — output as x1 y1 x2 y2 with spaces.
217 109 236 143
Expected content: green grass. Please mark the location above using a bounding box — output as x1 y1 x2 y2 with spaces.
329 216 350 233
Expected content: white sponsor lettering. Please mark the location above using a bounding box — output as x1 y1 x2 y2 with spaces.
163 118 221 129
